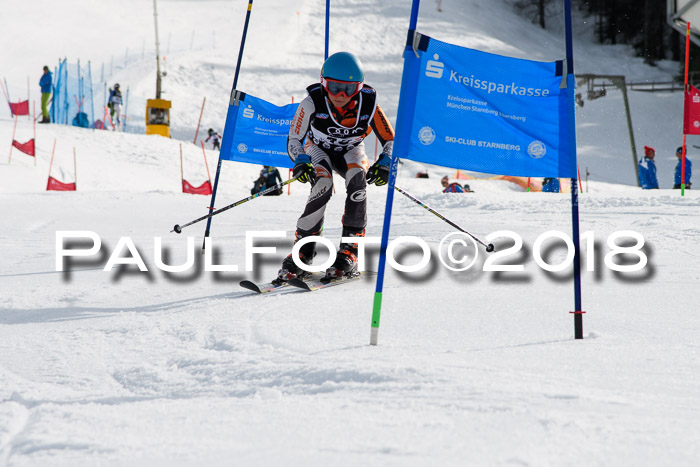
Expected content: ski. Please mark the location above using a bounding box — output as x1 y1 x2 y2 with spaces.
287 271 370 291
239 279 288 294
239 273 326 294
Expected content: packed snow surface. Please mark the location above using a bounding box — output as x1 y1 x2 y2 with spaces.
1 0 699 466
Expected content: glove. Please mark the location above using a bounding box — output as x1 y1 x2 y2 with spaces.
366 153 391 186
293 154 316 184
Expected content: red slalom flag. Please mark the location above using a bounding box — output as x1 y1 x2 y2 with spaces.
9 100 29 116
47 176 76 191
12 139 35 156
182 180 212 195
683 84 700 135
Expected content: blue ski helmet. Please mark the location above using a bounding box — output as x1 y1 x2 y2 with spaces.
321 52 364 83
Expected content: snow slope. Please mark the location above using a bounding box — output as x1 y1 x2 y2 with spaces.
1 1 700 466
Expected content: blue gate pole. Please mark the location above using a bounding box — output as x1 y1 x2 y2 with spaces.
88 61 94 126
124 87 129 132
564 0 584 339
63 60 68 124
4 78 11 106
78 59 82 117
370 0 421 346
51 64 58 124
325 0 330 60
202 0 255 253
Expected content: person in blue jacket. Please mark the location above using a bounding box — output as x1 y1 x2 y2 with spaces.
638 145 659 189
674 146 692 189
251 166 283 196
39 66 52 123
441 176 464 193
542 177 560 192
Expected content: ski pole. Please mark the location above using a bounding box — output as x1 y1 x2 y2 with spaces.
394 185 494 252
172 177 298 233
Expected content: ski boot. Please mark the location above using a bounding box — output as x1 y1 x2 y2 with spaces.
325 227 365 279
276 230 318 283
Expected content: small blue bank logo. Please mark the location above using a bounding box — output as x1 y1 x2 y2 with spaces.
242 105 254 119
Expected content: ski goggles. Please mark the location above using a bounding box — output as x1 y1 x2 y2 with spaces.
321 77 363 97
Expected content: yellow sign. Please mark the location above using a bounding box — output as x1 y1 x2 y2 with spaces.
146 98 171 137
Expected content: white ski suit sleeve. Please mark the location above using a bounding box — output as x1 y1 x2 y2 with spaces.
287 96 315 163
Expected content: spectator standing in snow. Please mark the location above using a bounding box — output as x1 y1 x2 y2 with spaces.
674 146 692 189
542 177 560 193
108 84 123 129
251 166 283 196
441 175 465 193
205 128 221 150
39 66 52 123
638 145 659 189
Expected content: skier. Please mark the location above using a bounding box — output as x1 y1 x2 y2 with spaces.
108 83 123 129
638 145 659 189
441 176 465 193
205 128 221 150
278 51 395 281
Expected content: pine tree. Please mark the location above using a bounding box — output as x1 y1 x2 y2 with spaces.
510 0 553 29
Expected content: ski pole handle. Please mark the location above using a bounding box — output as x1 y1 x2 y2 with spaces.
172 177 299 234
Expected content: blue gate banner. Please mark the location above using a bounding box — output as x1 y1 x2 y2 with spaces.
399 34 577 177
219 92 298 169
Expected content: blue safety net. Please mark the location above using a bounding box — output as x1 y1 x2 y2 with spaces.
51 59 95 128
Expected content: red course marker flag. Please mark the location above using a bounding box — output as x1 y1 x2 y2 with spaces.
12 139 35 157
9 100 29 116
47 177 76 191
683 84 700 135
182 180 212 195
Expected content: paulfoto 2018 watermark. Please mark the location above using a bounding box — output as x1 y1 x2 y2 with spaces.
55 230 649 274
